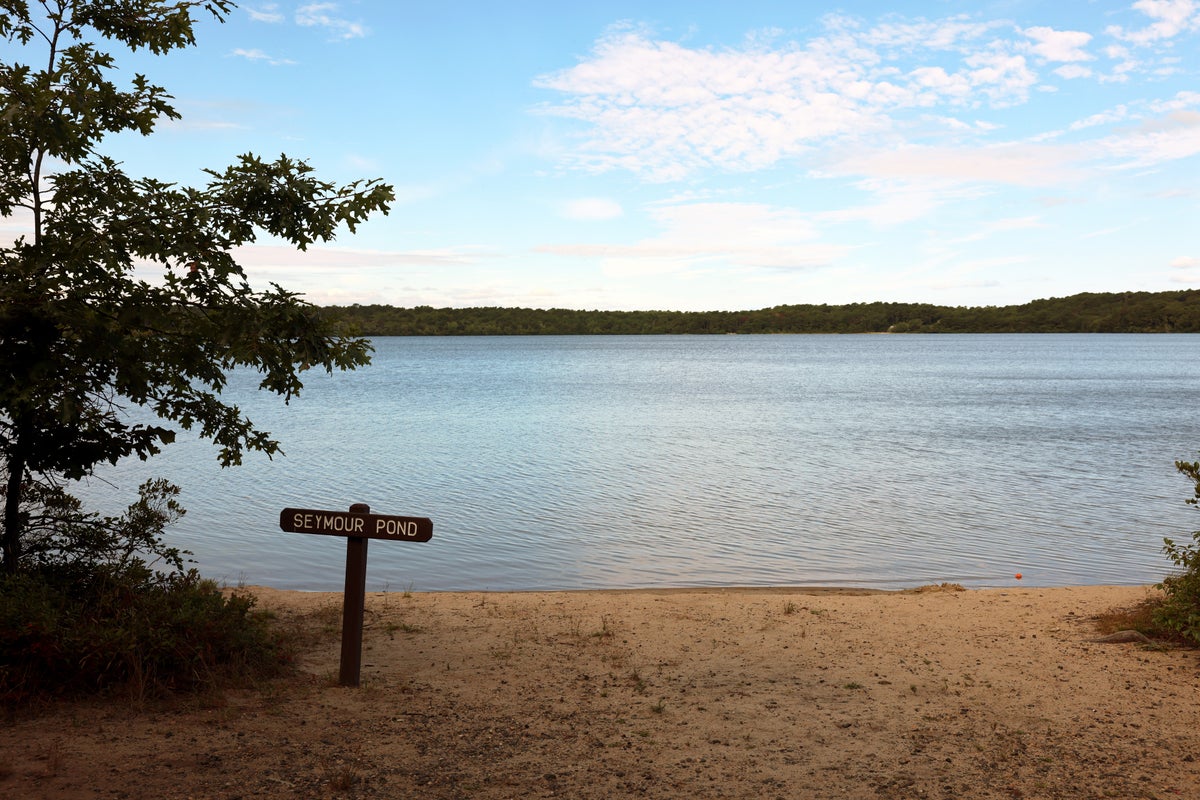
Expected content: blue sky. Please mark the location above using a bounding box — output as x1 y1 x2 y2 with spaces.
100 1 1200 310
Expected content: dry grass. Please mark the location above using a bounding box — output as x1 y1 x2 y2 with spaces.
905 582 967 593
1093 597 1164 636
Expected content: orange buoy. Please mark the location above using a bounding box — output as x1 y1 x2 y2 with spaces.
1014 573 1023 580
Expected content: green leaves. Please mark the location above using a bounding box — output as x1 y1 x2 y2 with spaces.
203 154 394 250
1155 460 1200 645
1 1 392 572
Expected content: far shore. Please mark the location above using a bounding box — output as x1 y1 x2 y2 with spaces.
4 583 1198 799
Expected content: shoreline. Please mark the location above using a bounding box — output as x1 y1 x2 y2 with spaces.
5 583 1198 799
232 579 1154 599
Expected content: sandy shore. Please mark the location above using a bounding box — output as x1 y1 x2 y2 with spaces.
3 584 1199 799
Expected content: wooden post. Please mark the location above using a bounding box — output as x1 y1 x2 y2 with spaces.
339 502 370 687
278 503 431 688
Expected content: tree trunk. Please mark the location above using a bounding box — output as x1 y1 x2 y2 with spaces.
2 431 29 574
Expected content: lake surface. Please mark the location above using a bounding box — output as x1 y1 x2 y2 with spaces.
78 335 1200 592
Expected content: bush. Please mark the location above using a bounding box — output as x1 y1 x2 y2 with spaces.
0 479 293 704
1155 459 1200 645
0 564 291 704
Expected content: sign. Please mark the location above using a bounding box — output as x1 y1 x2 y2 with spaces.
279 507 433 542
278 503 433 688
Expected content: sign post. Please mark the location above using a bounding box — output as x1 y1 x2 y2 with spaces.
279 504 433 687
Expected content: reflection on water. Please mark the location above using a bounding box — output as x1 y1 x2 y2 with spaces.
77 334 1200 591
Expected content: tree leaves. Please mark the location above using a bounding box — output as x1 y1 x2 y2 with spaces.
1 1 392 571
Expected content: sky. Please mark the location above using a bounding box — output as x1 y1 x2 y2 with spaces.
56 1 1200 309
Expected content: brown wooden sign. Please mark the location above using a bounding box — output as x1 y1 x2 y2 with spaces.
279 507 432 542
278 503 432 688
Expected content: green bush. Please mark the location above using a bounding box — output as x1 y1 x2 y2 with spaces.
1156 459 1200 645
0 564 290 704
0 479 292 704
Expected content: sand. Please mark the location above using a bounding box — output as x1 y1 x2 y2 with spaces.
2 584 1199 799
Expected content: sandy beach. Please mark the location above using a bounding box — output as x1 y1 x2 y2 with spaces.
2 584 1198 799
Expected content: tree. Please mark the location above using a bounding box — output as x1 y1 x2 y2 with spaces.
0 1 393 572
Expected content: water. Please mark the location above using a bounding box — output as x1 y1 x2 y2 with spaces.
76 334 1200 592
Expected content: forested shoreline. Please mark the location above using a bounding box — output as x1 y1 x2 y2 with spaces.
326 290 1200 335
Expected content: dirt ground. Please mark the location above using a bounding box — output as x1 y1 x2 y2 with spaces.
2 584 1199 799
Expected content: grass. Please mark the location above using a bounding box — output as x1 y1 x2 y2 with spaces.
1091 596 1191 645
383 620 422 637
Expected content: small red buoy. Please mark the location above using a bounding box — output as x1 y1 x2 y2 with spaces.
1014 573 1023 580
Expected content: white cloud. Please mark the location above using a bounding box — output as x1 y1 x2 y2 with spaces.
1170 256 1200 267
1096 110 1200 168
1151 90 1200 112
947 216 1046 244
963 49 1037 106
1054 64 1093 79
230 48 296 66
855 15 1000 50
1070 105 1130 131
827 143 1081 188
1022 26 1094 62
246 3 284 23
537 202 848 276
1106 0 1200 46
534 19 1049 181
233 244 482 270
296 3 367 40
563 198 624 221
817 179 963 227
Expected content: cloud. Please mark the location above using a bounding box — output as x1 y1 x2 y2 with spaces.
1170 256 1200 267
246 3 284 24
537 202 849 276
1070 105 1130 130
1096 110 1200 168
1022 26 1094 62
562 198 624 221
1054 64 1093 79
1106 0 1200 46
1151 90 1200 112
296 3 367 40
534 16 1049 181
817 180 962 227
233 244 483 270
946 216 1046 244
826 142 1082 188
230 48 296 66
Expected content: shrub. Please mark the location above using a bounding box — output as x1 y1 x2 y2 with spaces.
1155 459 1200 645
0 479 293 705
0 565 290 704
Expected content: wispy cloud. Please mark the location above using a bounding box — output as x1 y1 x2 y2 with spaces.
230 48 296 66
1106 0 1200 46
296 3 368 40
245 3 284 24
1095 110 1200 169
533 16 1065 182
947 216 1046 244
1170 253 1200 284
534 4 1200 189
538 202 849 277
562 198 624 221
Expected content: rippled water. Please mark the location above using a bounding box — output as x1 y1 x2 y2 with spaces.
77 334 1200 591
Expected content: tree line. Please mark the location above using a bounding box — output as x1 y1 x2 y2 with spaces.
325 290 1200 336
